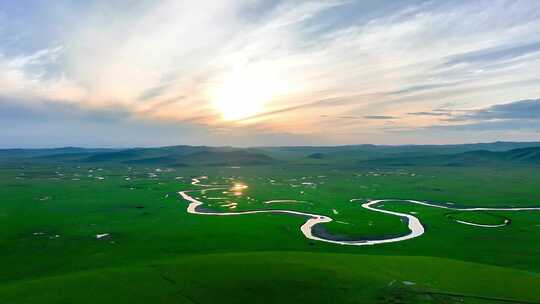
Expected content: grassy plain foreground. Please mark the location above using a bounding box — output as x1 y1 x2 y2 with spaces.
1 150 540 303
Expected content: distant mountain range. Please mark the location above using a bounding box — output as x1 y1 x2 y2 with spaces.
262 141 540 161
1 141 539 167
0 146 275 167
358 146 540 167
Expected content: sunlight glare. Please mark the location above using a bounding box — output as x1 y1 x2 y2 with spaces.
231 182 248 196
210 67 285 120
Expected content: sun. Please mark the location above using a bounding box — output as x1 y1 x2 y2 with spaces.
210 67 285 120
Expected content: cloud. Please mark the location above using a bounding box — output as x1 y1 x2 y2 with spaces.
430 119 540 132
408 111 449 117
0 96 132 123
449 99 540 121
364 115 397 120
444 41 540 67
2 1 540 145
388 82 462 96
0 97 319 148
423 98 540 132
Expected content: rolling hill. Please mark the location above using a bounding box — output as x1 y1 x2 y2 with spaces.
258 141 540 161
0 145 276 167
1 142 540 167
358 146 540 167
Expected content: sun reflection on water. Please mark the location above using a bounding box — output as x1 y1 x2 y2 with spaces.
231 183 248 196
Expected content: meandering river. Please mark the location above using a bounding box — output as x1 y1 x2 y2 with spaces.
178 177 540 246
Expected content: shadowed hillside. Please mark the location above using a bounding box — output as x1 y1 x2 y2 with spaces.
358 147 540 167
0 145 276 167
2 142 540 167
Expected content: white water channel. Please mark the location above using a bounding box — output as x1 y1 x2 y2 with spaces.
178 178 540 246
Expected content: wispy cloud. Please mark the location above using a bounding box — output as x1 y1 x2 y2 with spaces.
419 99 540 133
446 99 540 122
408 111 449 117
1 0 540 146
444 41 540 67
364 115 397 120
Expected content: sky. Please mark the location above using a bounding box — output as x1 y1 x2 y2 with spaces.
1 0 540 148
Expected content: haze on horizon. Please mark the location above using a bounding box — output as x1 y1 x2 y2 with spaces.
1 0 540 148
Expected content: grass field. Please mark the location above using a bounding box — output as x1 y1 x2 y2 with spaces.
1 151 540 303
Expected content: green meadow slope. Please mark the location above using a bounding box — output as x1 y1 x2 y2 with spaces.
2 253 540 304
1 143 540 303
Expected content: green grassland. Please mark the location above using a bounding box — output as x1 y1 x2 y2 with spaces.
1 144 540 303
